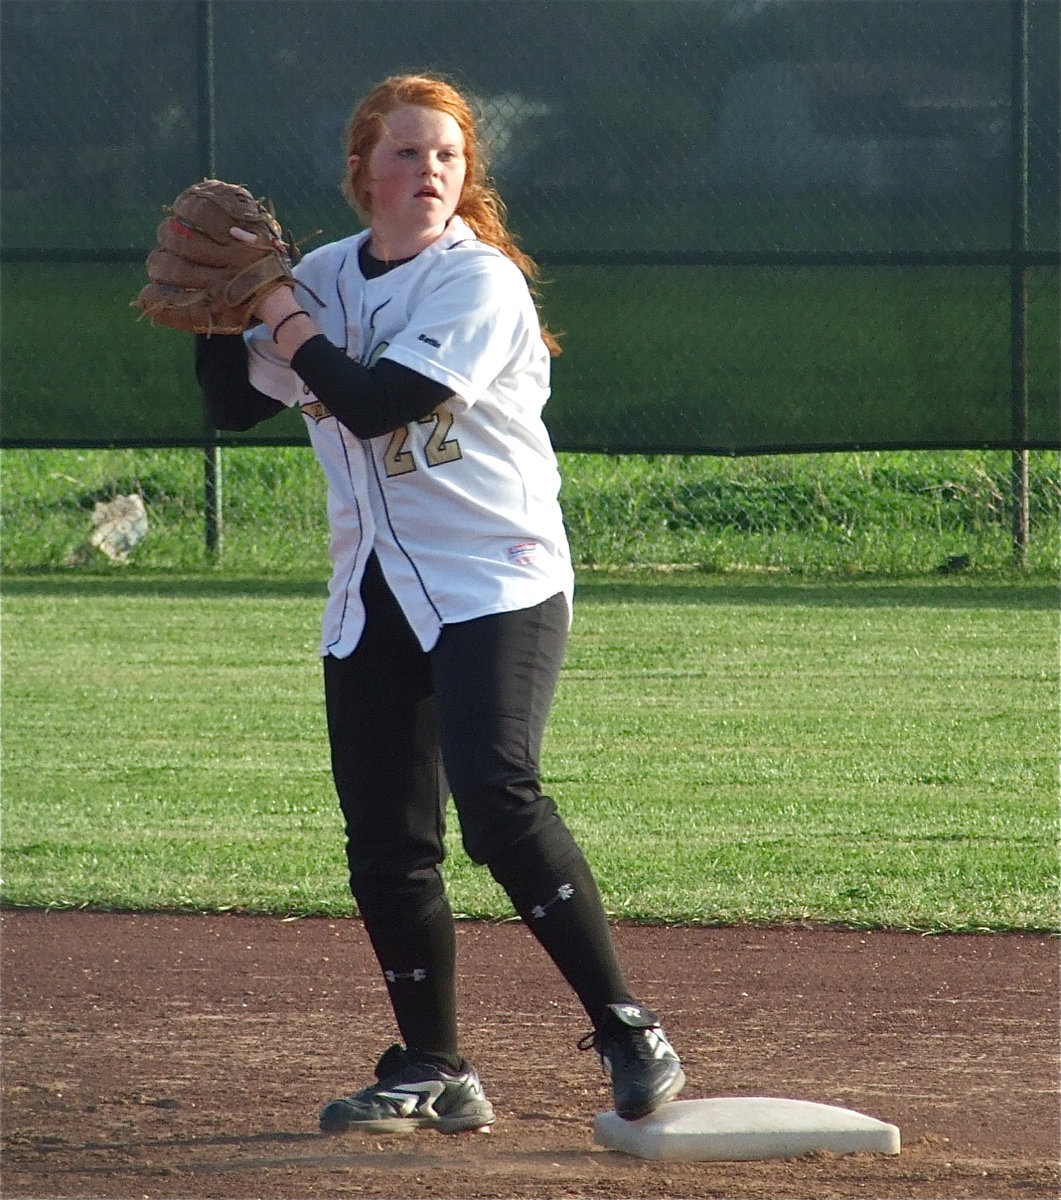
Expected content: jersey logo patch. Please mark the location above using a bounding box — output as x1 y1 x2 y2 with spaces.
300 400 333 423
417 333 441 348
507 541 540 565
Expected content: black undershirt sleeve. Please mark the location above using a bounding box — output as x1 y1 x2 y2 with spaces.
291 335 456 437
195 333 455 438
195 334 285 431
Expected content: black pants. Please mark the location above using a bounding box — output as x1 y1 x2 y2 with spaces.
323 554 632 1049
324 553 569 883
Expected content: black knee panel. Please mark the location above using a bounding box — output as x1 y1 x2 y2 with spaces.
484 813 585 899
351 864 449 933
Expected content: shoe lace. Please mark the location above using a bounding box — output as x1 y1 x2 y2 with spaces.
576 1029 600 1054
577 1029 609 1077
579 1020 664 1072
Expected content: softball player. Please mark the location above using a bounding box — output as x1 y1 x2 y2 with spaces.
196 73 684 1134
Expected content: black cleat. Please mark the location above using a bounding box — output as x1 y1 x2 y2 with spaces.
319 1044 495 1134
580 1002 686 1121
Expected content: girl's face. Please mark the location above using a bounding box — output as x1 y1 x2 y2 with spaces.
354 104 467 257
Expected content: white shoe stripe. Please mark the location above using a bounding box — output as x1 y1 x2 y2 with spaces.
375 1080 447 1116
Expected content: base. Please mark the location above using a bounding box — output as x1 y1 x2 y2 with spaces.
594 1097 900 1162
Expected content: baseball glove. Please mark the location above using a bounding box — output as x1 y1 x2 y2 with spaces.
134 179 303 335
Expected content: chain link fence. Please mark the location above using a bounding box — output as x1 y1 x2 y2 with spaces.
2 0 1058 572
4 445 1058 576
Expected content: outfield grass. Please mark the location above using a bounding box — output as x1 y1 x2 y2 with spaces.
3 572 1056 932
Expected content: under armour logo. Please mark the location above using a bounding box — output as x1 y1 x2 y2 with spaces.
377 1079 446 1117
531 883 575 919
384 968 427 983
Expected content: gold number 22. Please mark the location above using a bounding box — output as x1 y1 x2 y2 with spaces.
383 409 463 477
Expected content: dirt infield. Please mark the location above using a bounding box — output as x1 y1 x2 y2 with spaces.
2 910 1057 1200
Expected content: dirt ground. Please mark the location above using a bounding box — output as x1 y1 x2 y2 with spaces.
1 911 1057 1200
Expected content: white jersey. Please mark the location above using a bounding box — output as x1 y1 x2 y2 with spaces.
245 216 573 655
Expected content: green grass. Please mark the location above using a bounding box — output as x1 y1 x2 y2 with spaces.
3 572 1056 932
3 445 1058 575
1 445 332 574
559 449 1061 574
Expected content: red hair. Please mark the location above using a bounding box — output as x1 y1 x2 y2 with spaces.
343 74 560 356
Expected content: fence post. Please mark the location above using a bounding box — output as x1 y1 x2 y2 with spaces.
1010 0 1030 568
197 0 223 561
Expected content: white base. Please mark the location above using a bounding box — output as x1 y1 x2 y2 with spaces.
594 1097 900 1162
